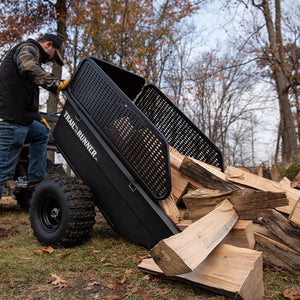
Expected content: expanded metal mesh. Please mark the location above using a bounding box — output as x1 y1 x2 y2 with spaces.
68 58 171 200
135 85 224 171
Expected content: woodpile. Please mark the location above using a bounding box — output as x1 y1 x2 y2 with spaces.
138 146 300 300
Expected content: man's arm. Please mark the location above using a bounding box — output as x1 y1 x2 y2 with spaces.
14 43 60 93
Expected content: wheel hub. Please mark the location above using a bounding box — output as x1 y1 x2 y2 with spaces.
38 196 62 232
51 207 60 218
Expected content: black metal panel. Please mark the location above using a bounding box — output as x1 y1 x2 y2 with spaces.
135 85 224 171
53 99 179 247
90 59 145 100
67 57 171 200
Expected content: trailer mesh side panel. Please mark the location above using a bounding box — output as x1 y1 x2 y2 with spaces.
135 85 224 171
68 59 171 200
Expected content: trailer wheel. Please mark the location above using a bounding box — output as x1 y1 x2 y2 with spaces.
30 175 96 248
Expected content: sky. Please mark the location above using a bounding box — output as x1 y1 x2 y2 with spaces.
190 1 281 165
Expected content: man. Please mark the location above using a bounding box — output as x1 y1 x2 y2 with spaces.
0 33 69 199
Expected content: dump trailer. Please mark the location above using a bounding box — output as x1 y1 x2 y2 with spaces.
29 57 223 248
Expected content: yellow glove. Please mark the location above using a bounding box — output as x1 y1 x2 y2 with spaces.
57 79 70 92
40 118 52 130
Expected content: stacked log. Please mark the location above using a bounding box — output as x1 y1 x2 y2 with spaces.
138 147 300 300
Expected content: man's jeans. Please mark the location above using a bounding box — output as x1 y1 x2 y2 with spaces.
0 120 49 197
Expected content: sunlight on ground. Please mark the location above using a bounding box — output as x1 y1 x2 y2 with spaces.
0 196 18 210
0 196 16 205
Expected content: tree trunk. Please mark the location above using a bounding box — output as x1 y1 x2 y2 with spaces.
260 0 298 161
47 0 67 162
276 73 298 161
294 55 300 145
47 0 67 115
252 0 298 161
47 63 62 114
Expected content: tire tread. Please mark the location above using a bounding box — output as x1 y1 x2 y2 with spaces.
30 175 96 248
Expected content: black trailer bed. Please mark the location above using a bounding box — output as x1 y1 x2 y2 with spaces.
53 56 224 247
54 57 179 247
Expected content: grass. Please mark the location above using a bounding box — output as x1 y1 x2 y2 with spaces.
0 196 299 299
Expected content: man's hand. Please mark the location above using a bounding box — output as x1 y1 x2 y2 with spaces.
40 118 52 130
57 79 70 92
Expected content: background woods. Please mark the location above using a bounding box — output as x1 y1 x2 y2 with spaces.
0 0 299 169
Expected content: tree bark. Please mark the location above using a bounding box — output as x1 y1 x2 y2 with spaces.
47 0 67 162
47 0 67 115
259 0 298 161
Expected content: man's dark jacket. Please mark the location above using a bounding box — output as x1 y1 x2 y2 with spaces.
0 39 51 125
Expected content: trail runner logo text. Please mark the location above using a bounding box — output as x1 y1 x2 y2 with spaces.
63 110 98 160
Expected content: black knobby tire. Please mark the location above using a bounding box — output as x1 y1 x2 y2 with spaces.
30 175 96 248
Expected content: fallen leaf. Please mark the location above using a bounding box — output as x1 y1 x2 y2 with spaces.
283 276 290 283
142 275 151 281
0 273 8 282
35 287 47 292
131 286 138 294
34 246 55 256
87 250 101 256
49 273 68 289
34 249 44 256
132 255 142 264
19 256 32 260
153 288 168 297
103 295 121 300
60 253 71 259
1 244 13 249
107 283 118 289
115 274 126 284
43 246 55 254
93 292 101 299
77 266 87 272
279 289 300 300
87 281 100 287
107 283 123 291
139 290 153 300
120 277 126 284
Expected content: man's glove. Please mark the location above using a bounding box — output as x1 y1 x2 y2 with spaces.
40 118 52 130
57 79 70 92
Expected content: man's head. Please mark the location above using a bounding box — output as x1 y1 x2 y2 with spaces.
38 34 65 66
